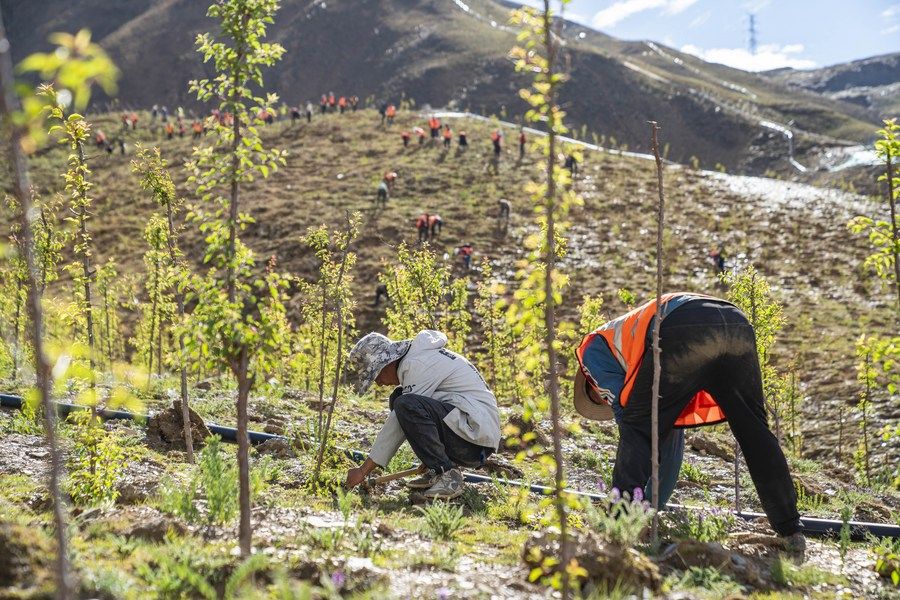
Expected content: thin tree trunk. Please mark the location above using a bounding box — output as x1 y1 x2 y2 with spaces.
885 152 899 315
235 346 252 557
649 122 665 542
0 16 73 597
862 351 871 483
837 402 844 467
313 221 353 485
147 257 160 384
541 4 569 596
12 278 22 382
164 203 194 463
75 140 95 387
103 286 112 371
316 282 327 438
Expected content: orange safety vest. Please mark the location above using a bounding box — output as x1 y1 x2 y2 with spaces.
575 293 727 428
339 96 347 107
386 105 396 117
443 128 452 139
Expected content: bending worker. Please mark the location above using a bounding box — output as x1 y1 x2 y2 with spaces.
345 330 501 500
573 292 803 551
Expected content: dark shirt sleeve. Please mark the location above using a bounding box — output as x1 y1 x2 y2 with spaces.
580 337 626 406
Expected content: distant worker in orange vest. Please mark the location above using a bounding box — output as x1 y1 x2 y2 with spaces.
491 130 502 157
573 293 804 553
428 214 443 239
383 170 398 192
386 104 397 125
401 130 411 147
95 130 108 148
456 243 474 270
320 94 328 114
428 116 441 142
328 92 336 111
339 96 347 113
165 122 175 140
192 121 203 139
413 126 426 145
442 124 452 149
416 213 430 244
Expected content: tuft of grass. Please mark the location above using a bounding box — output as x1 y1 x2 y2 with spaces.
417 501 465 541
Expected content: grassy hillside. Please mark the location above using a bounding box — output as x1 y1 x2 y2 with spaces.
2 0 885 173
12 106 897 467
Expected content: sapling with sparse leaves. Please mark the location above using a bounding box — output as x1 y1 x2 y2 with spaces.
185 0 288 557
509 1 585 595
848 119 899 314
4 25 117 597
379 242 470 351
473 259 524 404
132 215 175 383
133 146 196 462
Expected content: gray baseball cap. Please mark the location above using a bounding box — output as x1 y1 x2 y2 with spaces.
347 332 411 395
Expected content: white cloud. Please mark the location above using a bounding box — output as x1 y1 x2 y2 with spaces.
663 0 699 15
680 43 817 71
882 24 900 35
591 0 701 29
882 3 900 18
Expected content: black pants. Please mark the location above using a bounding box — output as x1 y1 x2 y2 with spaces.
612 299 800 536
393 394 492 473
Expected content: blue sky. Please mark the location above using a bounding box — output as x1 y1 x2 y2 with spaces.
521 0 900 71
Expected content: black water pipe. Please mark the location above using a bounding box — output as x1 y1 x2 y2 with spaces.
2 393 897 540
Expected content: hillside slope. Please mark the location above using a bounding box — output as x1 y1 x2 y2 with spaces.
1 0 886 174
11 107 897 468
765 52 900 118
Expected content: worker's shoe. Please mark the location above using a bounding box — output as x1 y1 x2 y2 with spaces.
422 468 464 500
406 469 440 490
780 532 806 562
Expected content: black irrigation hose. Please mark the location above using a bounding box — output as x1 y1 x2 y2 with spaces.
2 393 897 540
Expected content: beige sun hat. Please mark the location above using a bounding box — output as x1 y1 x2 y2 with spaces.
573 369 614 421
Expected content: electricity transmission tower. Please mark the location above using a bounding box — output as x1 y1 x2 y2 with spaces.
748 14 758 55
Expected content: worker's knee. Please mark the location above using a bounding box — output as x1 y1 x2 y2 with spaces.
392 394 425 418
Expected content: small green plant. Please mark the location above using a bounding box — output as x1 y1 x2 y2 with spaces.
872 536 900 586
770 556 843 587
839 505 852 567
669 566 741 597
795 484 826 514
581 490 654 547
199 436 240 524
679 461 709 485
417 501 465 541
65 410 128 506
661 507 733 543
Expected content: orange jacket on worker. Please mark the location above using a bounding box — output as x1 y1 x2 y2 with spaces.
443 128 452 140
386 105 396 117
575 293 727 428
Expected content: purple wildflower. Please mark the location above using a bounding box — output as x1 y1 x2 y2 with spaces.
632 487 644 503
331 571 345 588
610 487 621 502
597 479 607 493
438 587 452 600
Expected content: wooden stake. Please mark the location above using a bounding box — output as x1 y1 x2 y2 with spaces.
649 121 665 544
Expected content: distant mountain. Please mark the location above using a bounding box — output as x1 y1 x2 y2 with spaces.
764 53 900 119
1 0 887 174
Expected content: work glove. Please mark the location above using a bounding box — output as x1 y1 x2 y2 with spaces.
388 386 404 411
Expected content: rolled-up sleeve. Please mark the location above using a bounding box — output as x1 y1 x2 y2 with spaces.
368 411 406 467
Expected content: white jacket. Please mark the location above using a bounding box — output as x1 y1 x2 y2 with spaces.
368 330 501 467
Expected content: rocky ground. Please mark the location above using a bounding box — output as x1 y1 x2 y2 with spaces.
2 382 898 599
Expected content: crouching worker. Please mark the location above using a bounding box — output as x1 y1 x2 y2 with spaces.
345 330 501 500
574 293 804 551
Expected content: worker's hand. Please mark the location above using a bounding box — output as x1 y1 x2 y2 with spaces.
345 466 367 490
